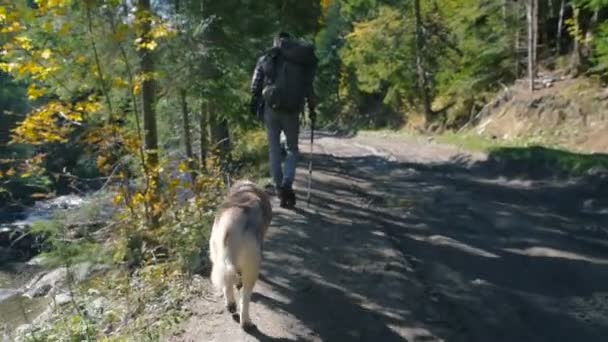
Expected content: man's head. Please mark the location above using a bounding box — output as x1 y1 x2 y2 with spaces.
273 31 291 47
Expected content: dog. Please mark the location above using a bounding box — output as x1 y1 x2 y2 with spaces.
209 180 272 331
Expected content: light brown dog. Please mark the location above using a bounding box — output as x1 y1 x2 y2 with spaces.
209 180 272 330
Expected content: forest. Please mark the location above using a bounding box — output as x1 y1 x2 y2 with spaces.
1 0 608 340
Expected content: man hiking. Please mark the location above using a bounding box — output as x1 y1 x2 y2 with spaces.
249 31 317 209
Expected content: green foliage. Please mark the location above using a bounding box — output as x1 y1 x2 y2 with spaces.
30 218 109 268
231 129 270 178
591 22 608 76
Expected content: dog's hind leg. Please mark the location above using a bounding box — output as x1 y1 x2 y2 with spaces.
223 280 237 314
238 269 259 332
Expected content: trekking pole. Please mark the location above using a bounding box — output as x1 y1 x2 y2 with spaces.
306 110 315 207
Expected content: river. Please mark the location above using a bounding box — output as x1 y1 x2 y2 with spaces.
0 195 88 333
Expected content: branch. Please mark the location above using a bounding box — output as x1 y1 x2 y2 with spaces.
85 4 115 117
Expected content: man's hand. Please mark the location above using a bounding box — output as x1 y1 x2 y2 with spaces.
307 96 317 124
309 107 317 125
307 95 317 112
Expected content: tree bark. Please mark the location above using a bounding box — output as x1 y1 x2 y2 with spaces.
527 0 537 92
180 90 195 171
556 0 566 54
571 4 583 73
137 0 160 227
533 0 538 73
199 98 208 171
413 0 433 124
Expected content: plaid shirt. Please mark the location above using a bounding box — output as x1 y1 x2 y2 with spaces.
250 56 267 100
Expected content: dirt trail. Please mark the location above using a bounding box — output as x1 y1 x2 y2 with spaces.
171 132 608 342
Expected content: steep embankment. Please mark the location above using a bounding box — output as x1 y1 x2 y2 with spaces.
470 76 608 154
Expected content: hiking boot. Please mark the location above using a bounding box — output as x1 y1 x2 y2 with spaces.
279 186 296 209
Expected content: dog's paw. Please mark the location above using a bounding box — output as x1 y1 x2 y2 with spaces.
241 321 258 333
226 302 237 314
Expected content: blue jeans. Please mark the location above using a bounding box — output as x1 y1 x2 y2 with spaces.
264 105 299 189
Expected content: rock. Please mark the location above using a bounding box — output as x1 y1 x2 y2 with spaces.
0 288 21 302
54 292 72 306
30 284 52 298
87 288 100 297
88 297 109 315
24 268 67 298
23 263 108 299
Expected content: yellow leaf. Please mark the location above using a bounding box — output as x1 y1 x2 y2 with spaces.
27 84 46 100
96 155 107 168
0 62 18 73
178 161 188 173
113 194 124 206
40 48 52 59
14 36 33 51
6 168 15 177
2 21 22 33
169 178 181 189
132 193 144 205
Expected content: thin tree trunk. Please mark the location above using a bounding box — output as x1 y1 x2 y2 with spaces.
207 101 231 184
180 90 195 174
527 0 537 92
571 4 582 73
199 99 208 171
208 101 231 158
138 0 160 227
556 0 566 54
413 0 433 124
533 0 538 73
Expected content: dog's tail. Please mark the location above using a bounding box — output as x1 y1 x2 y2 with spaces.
210 208 245 290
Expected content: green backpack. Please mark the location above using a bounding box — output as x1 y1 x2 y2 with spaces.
262 39 317 113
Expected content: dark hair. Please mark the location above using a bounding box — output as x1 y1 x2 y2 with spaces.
276 31 291 40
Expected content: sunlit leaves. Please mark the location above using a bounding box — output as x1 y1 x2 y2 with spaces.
27 83 47 100
11 101 85 145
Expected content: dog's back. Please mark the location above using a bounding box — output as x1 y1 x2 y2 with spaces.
208 181 272 329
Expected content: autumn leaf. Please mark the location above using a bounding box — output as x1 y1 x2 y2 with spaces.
132 193 145 205
27 84 46 100
113 193 124 206
178 161 188 173
96 155 107 168
6 168 15 177
40 48 52 59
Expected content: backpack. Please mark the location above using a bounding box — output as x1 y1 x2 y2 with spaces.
261 39 317 113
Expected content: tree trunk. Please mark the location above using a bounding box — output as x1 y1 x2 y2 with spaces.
137 0 160 227
208 101 231 158
199 99 208 171
533 0 538 72
556 0 566 54
207 101 231 184
413 0 433 124
527 0 537 92
180 89 195 174
571 4 583 74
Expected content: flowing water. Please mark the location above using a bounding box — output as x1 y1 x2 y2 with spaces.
0 195 88 333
